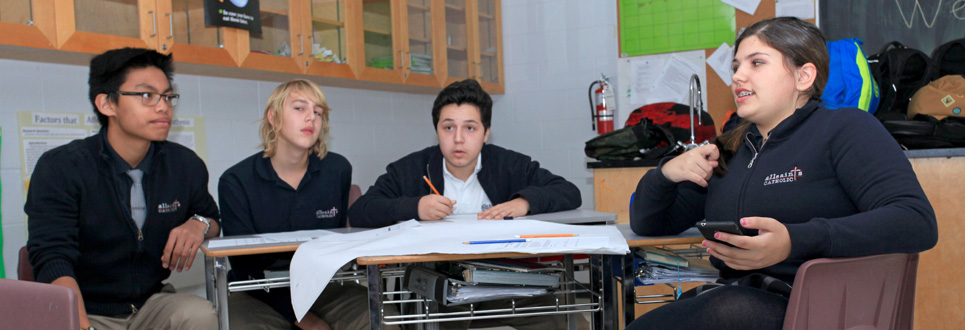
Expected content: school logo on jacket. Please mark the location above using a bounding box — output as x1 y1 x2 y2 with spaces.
157 199 181 213
763 167 804 186
316 207 338 219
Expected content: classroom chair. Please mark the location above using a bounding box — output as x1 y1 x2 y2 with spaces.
0 278 80 329
782 253 918 330
18 245 34 281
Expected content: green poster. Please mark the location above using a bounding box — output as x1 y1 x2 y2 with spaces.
619 0 736 57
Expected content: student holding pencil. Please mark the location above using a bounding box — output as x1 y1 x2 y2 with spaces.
348 79 582 226
627 17 937 329
219 80 399 330
348 79 581 329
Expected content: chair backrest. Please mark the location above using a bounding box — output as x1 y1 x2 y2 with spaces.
0 278 80 329
18 246 34 281
348 184 362 208
783 253 919 330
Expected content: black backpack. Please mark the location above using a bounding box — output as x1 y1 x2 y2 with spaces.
868 42 933 121
881 115 965 149
930 38 965 78
584 118 676 161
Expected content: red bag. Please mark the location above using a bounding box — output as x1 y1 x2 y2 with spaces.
625 102 717 147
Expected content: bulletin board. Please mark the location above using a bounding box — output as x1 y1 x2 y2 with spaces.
614 0 816 133
618 0 736 57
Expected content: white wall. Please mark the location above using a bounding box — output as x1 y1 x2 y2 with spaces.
0 0 618 280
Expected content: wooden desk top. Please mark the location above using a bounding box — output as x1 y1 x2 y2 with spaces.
617 223 703 247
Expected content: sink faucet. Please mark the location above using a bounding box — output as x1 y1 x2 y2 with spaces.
684 74 703 151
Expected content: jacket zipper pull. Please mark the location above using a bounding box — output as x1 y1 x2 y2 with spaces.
131 304 139 314
138 229 144 241
747 151 758 169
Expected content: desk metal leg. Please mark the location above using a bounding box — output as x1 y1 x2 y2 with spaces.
621 253 635 328
366 264 383 330
563 255 576 330
205 256 230 330
598 255 620 330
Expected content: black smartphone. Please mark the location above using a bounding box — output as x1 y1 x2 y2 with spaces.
697 221 745 247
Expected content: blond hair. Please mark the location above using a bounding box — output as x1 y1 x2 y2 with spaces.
259 79 330 159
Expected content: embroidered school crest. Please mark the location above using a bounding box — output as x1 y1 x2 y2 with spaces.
763 167 804 186
316 207 338 219
157 199 181 213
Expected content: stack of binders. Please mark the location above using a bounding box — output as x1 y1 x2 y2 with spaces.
402 258 563 306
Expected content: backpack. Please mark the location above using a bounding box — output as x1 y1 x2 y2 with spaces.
930 38 965 79
908 74 965 119
822 38 880 113
868 41 933 121
625 102 716 147
584 118 676 161
881 115 965 149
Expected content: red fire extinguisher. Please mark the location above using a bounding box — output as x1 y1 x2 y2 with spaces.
588 74 615 135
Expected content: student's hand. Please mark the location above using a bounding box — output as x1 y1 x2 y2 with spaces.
703 217 792 270
478 197 529 220
295 313 332 330
418 195 456 220
660 144 720 187
162 219 207 272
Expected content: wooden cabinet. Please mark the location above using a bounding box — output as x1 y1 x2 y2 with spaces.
0 0 502 94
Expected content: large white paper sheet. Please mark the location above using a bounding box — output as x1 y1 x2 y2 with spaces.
289 220 629 320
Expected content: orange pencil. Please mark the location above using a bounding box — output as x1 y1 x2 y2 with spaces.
514 234 579 238
423 176 441 195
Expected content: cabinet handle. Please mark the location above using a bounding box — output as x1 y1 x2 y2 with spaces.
298 34 304 55
398 50 405 69
476 62 482 80
149 11 157 37
166 13 174 39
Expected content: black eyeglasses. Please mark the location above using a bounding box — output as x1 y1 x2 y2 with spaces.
115 91 180 107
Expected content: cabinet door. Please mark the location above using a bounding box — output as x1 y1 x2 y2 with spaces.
474 0 502 93
399 0 443 87
240 0 304 74
157 0 243 67
443 0 471 85
58 0 158 52
0 0 55 49
355 0 403 84
303 0 355 79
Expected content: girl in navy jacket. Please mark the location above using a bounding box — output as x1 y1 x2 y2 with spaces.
628 17 937 330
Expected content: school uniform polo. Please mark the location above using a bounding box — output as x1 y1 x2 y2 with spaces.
443 155 493 214
219 151 351 322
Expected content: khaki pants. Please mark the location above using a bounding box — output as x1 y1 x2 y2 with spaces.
229 282 401 330
88 284 217 330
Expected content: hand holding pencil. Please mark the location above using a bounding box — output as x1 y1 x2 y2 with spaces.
418 176 456 220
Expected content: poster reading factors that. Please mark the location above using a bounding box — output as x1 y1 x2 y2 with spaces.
205 0 262 34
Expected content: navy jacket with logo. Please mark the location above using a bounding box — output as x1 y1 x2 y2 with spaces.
25 130 220 316
219 151 351 322
631 101 938 283
349 144 582 228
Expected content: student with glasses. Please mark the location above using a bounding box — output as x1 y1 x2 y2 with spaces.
25 48 221 330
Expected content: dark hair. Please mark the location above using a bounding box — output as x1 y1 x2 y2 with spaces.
713 17 829 176
88 48 174 127
431 79 492 131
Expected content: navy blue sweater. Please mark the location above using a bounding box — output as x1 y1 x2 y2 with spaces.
219 151 351 322
25 131 220 316
631 101 938 283
349 144 582 228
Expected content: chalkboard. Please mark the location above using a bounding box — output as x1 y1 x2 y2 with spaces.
819 0 965 56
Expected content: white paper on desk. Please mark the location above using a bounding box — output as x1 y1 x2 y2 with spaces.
721 0 761 15
206 229 333 249
775 0 814 19
652 54 702 105
707 42 734 86
288 220 628 321
473 236 609 251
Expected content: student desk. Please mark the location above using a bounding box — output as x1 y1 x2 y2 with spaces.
200 209 617 330
614 224 704 328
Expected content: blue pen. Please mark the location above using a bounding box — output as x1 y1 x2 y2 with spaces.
463 238 531 245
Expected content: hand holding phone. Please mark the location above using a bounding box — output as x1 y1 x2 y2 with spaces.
697 221 746 247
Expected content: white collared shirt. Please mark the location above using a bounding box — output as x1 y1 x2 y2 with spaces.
443 155 492 214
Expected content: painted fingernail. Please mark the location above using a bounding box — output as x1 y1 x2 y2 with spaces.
701 241 707 247
706 248 712 253
741 218 747 225
714 232 720 239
